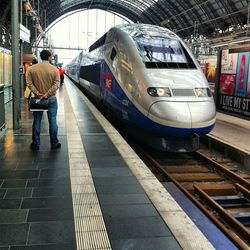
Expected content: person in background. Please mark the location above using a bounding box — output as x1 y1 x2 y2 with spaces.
26 50 61 150
23 57 38 98
25 57 38 74
58 66 64 84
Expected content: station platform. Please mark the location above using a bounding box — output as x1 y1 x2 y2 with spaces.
200 109 250 171
209 111 250 155
0 78 242 250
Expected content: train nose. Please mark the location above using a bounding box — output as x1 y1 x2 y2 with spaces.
148 101 216 129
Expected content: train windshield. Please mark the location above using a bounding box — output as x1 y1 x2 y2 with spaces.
135 37 196 69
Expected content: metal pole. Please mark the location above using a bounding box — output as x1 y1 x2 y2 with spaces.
43 9 46 49
20 0 24 96
40 4 43 29
36 0 39 55
25 14 28 27
37 0 40 19
34 25 37 56
20 0 22 26
44 10 46 30
11 0 21 129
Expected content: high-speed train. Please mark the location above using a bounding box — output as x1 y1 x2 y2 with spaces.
65 23 216 152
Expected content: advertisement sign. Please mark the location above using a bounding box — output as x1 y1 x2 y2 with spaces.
235 52 249 97
205 56 217 84
217 50 250 118
219 74 236 95
218 94 250 116
221 50 238 74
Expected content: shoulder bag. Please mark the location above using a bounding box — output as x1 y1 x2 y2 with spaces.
29 98 49 111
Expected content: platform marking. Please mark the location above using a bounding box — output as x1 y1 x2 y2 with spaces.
73 83 215 250
63 87 111 250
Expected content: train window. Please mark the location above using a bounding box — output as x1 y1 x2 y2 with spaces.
135 37 196 69
110 47 117 61
89 33 107 52
79 63 101 85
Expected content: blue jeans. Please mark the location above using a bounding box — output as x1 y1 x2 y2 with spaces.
32 96 59 146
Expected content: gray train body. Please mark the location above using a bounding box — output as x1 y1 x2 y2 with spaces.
65 23 216 152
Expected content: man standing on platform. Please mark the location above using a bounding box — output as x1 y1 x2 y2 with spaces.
26 50 61 150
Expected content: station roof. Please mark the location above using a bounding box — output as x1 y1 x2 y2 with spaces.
1 0 249 45
35 0 250 37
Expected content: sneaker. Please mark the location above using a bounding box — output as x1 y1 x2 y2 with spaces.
51 142 61 150
30 143 39 151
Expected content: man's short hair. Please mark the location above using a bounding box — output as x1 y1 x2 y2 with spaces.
40 50 52 60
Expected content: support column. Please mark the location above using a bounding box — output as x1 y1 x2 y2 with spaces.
20 0 24 96
11 0 21 129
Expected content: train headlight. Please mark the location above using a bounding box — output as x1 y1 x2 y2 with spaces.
147 87 172 97
195 88 212 97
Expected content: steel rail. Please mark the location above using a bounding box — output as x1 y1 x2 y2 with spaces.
235 183 250 201
136 147 250 249
194 184 250 245
197 151 250 190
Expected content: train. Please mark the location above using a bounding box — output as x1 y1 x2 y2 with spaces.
65 23 216 152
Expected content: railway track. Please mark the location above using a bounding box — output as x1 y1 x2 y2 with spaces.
134 146 250 249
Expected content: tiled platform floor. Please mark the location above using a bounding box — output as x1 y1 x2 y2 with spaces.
0 81 183 250
0 86 76 249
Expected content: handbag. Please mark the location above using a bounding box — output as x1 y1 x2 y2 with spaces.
29 98 49 111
